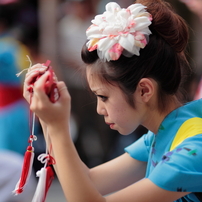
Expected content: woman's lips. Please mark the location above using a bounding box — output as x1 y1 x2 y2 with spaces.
106 122 115 129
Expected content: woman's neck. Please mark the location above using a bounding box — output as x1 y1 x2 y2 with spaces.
143 95 182 134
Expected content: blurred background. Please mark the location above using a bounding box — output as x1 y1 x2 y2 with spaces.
0 0 201 201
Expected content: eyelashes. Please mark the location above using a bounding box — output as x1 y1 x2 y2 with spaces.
97 95 108 102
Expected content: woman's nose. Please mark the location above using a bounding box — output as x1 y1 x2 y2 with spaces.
96 100 107 116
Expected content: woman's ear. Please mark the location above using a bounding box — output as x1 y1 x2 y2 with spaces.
136 78 155 103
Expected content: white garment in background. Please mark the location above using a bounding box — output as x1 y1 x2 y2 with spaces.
0 150 36 202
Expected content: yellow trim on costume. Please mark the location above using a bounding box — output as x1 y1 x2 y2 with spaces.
0 37 30 70
17 43 30 71
170 117 202 151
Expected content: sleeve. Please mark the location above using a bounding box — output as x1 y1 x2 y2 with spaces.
148 134 202 192
124 131 154 162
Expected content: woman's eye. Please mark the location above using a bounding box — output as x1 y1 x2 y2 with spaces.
97 95 108 102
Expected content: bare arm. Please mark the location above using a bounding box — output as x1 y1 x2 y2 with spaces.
24 68 189 202
42 119 147 195
89 153 146 195
47 123 189 202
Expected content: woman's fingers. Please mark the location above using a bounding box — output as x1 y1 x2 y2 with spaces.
23 63 71 125
33 71 51 98
57 81 67 93
25 64 48 84
24 63 48 86
29 75 71 125
27 63 48 73
29 72 52 112
57 81 71 101
23 63 49 102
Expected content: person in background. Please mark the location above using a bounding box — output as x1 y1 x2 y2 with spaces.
0 2 36 201
179 0 202 101
179 0 202 21
0 150 36 202
0 1 31 155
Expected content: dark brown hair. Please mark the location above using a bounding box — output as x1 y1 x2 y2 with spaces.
81 0 190 111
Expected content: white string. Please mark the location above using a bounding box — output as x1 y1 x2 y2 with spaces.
32 113 35 136
37 130 50 168
32 113 37 146
16 55 32 77
37 154 49 167
16 55 36 146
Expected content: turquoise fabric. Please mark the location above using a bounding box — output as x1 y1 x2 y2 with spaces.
0 33 30 155
125 99 202 202
0 100 30 155
0 34 23 85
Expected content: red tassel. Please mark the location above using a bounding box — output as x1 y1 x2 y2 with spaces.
44 166 54 201
32 160 54 202
13 146 34 194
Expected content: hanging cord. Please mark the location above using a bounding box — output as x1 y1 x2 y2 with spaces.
16 55 32 77
37 133 55 168
23 56 37 146
29 112 37 146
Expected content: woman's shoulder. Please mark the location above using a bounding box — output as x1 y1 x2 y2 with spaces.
161 99 202 130
179 99 202 117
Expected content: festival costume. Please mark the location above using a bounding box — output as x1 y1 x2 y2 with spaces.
125 99 202 202
0 33 30 155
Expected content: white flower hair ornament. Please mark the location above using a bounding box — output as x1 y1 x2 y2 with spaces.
86 2 152 62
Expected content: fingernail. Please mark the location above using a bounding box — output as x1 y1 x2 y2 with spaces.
31 70 39 75
39 65 48 72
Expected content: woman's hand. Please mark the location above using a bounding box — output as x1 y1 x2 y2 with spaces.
23 63 71 127
23 63 48 103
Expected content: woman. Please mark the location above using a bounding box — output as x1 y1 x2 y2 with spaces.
24 0 202 201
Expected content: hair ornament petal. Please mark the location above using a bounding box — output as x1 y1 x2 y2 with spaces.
86 2 152 61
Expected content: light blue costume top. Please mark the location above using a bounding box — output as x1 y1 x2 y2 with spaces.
125 99 202 202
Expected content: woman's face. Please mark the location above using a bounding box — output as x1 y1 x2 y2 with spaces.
86 68 144 135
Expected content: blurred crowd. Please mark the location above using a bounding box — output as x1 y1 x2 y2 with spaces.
0 0 202 201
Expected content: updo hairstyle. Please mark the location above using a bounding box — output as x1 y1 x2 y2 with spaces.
81 0 190 112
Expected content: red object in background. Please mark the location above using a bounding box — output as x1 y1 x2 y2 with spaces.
0 84 23 108
194 77 202 100
0 0 18 5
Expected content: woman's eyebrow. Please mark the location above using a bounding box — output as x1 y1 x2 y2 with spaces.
91 88 104 94
92 91 97 95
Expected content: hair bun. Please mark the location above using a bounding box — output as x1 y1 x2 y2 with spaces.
136 0 189 53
